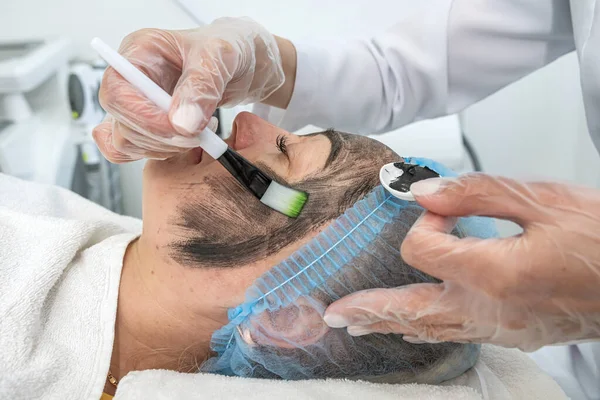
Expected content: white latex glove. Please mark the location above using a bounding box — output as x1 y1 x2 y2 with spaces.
324 173 600 352
93 17 284 162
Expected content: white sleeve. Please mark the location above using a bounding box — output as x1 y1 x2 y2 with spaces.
264 0 575 134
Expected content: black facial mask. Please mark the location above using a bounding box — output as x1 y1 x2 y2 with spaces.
169 131 400 268
389 162 440 193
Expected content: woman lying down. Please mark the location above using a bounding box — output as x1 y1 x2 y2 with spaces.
0 112 539 399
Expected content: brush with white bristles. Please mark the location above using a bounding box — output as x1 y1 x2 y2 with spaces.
91 37 308 218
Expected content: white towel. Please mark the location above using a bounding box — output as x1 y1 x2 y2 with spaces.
0 174 568 399
114 345 567 400
0 173 142 400
117 370 482 400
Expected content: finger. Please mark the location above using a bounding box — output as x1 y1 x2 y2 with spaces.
328 283 535 347
347 322 464 344
410 173 547 225
92 117 138 163
169 42 233 136
207 116 219 132
334 285 488 344
347 321 416 337
347 320 471 343
111 120 182 160
324 284 466 328
401 212 522 295
99 66 177 139
347 322 474 346
118 28 183 92
99 29 185 139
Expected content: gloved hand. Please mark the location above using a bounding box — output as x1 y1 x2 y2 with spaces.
324 174 600 352
93 17 284 162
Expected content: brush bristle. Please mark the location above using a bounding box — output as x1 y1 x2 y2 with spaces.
260 181 308 218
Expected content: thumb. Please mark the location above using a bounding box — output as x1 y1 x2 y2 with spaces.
169 76 219 137
169 47 232 136
410 173 543 225
324 284 444 329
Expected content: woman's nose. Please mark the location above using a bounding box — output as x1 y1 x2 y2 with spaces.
230 112 281 151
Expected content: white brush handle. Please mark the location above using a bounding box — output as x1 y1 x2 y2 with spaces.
91 37 228 159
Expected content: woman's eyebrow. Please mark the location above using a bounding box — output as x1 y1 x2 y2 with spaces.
257 129 345 187
305 129 344 168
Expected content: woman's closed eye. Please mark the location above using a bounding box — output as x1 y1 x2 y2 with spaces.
276 135 288 156
268 132 337 181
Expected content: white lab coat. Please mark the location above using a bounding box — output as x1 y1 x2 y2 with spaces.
255 1 600 398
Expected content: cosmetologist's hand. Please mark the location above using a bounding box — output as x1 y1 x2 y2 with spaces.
93 17 285 162
324 174 600 352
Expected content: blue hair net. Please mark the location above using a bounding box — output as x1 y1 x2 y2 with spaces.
201 158 497 383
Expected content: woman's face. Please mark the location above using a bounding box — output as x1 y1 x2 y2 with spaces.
143 111 333 222
141 112 397 307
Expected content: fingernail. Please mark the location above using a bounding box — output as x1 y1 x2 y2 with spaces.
410 178 444 196
207 116 219 132
403 336 426 344
172 103 204 135
323 313 351 328
347 326 374 337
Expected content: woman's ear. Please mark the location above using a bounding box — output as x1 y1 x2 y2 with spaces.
239 297 330 348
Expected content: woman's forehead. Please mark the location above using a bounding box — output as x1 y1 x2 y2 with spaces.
298 130 396 174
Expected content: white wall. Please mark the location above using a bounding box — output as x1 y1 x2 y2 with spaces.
461 53 600 236
0 0 197 218
177 0 428 39
462 54 600 188
0 0 197 59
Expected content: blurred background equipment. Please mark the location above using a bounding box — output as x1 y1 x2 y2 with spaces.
0 37 73 185
68 61 105 125
0 38 71 122
0 36 124 213
68 60 123 213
